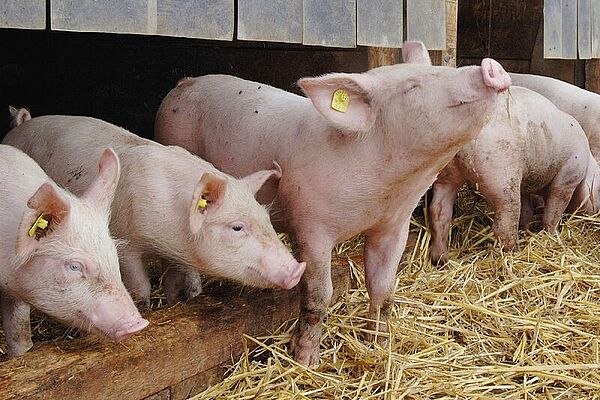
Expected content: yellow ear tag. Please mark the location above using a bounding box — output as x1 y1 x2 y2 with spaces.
28 214 49 238
331 89 350 113
197 198 208 210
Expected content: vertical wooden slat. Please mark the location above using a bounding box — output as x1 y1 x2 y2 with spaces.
406 0 446 50
237 0 302 43
0 1 46 30
562 0 578 58
303 0 356 48
157 0 234 40
578 0 592 59
544 0 563 58
357 0 402 48
51 0 150 34
592 0 600 58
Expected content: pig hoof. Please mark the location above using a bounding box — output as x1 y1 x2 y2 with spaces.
290 333 321 368
429 249 449 266
7 339 33 358
134 299 151 314
365 320 390 346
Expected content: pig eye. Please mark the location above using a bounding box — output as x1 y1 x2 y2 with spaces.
67 261 83 272
231 223 245 232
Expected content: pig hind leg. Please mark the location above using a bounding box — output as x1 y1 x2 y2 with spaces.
2 293 33 357
119 247 152 312
428 179 463 265
543 163 585 231
289 232 334 368
363 219 410 344
163 264 203 306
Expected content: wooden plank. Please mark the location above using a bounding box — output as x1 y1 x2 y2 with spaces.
544 0 563 58
586 60 600 93
578 0 592 59
357 0 403 48
406 0 446 50
303 0 356 48
592 0 600 58
157 0 234 40
237 0 302 43
532 18 576 83
429 0 458 67
368 48 400 69
51 0 151 34
0 261 351 400
562 0 578 58
0 1 45 30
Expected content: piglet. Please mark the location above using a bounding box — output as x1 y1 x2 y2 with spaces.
0 145 148 357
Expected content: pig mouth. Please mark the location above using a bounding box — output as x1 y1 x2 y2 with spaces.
448 98 483 108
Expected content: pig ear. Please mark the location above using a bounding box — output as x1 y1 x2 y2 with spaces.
480 58 512 91
189 172 228 235
8 106 32 128
16 183 71 255
241 162 282 196
83 148 121 209
402 41 432 65
298 73 376 136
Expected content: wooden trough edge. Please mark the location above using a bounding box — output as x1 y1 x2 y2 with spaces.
0 259 352 400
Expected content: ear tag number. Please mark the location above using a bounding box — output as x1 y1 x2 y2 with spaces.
331 89 350 113
28 214 49 238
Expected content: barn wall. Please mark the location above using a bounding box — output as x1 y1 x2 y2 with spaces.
0 28 368 138
457 0 581 85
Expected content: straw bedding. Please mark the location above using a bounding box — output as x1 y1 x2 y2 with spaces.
193 190 600 399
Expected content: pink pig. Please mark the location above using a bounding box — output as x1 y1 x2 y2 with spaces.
0 145 148 357
154 41 511 366
4 112 305 311
402 43 600 264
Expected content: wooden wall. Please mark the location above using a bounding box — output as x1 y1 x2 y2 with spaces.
457 0 580 85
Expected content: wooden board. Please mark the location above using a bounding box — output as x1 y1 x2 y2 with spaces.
406 0 446 50
0 1 45 30
592 1 600 58
561 0 578 59
0 261 351 400
157 0 234 40
544 0 563 58
578 0 592 59
51 0 151 34
357 0 403 48
237 0 302 43
303 0 356 48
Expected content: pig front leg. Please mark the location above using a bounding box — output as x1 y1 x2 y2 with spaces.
428 180 462 265
519 194 534 229
289 232 334 368
163 264 203 306
480 175 521 251
363 218 410 343
119 246 151 312
1 293 33 357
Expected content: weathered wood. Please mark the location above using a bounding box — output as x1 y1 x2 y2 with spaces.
544 0 563 58
237 0 302 43
430 0 458 67
586 60 600 94
562 0 578 59
406 0 446 50
368 48 400 70
592 0 600 58
0 0 45 30
357 0 403 48
578 0 592 59
51 0 151 34
532 18 576 83
157 0 234 40
303 0 356 48
0 261 351 400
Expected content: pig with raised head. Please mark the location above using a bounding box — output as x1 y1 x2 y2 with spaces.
402 43 600 265
154 41 511 366
4 112 305 311
509 72 600 161
0 144 148 357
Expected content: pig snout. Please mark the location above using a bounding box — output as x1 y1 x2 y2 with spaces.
89 293 149 341
480 58 511 92
278 261 306 290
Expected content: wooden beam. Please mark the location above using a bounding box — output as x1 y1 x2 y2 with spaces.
586 60 600 94
367 47 401 69
430 0 458 67
0 259 351 400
